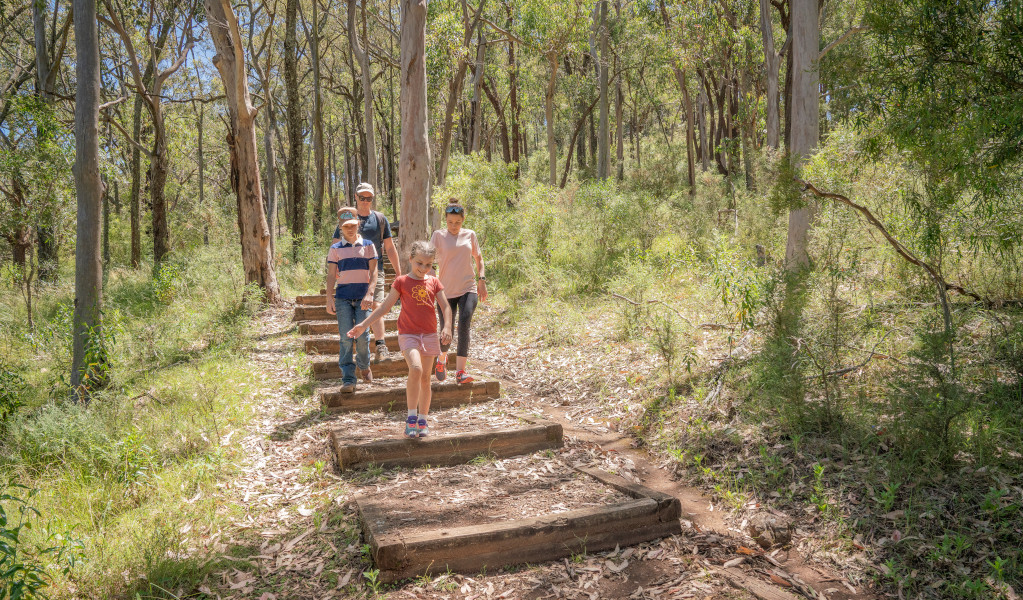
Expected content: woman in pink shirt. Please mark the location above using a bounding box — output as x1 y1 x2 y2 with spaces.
430 198 487 384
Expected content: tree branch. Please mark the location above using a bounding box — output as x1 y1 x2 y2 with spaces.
819 25 869 61
797 178 985 304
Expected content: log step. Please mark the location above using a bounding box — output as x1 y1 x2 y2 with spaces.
293 305 401 325
298 317 397 335
304 334 400 355
312 353 456 380
330 415 563 472
358 466 681 582
320 380 500 413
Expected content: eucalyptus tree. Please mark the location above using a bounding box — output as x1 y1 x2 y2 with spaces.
100 0 196 272
783 0 817 270
347 0 378 195
204 0 283 304
32 0 72 280
657 0 697 194
284 0 305 256
397 0 430 270
71 0 105 398
517 0 589 186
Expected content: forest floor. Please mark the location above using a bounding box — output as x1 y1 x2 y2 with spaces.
181 298 880 600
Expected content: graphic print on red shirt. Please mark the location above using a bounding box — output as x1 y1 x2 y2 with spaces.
392 274 444 334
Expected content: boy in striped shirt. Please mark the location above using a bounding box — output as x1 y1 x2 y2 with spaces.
325 208 379 393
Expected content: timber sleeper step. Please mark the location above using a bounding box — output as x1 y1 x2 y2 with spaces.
293 305 401 324
312 353 455 380
357 465 681 583
298 317 397 335
329 414 563 472
304 334 400 355
320 380 500 413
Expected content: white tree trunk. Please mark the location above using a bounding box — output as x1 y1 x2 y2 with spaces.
596 0 609 179
205 0 282 304
545 54 558 186
785 0 819 270
349 0 378 192
397 0 431 272
760 0 780 150
71 0 104 395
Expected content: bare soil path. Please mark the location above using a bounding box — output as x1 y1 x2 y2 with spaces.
197 301 878 600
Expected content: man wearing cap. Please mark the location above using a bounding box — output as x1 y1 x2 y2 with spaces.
333 183 402 362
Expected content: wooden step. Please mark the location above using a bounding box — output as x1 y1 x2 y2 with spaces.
304 334 400 355
320 380 500 413
358 465 682 582
295 291 395 308
312 353 456 380
293 305 401 325
298 317 397 335
330 415 563 472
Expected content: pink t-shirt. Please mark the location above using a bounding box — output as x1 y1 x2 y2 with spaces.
392 274 444 334
430 228 480 297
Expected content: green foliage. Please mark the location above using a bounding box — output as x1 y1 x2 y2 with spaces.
0 366 25 428
0 482 82 600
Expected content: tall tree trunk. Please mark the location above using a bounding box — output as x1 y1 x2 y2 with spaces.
760 0 780 149
468 32 486 153
349 0 378 195
482 77 511 162
150 107 170 270
596 0 609 179
698 82 709 171
285 0 305 257
311 0 325 235
71 0 104 397
130 95 143 267
615 64 624 180
545 54 559 186
199 104 209 246
205 0 282 303
506 3 520 177
785 0 818 270
33 0 59 281
397 0 431 271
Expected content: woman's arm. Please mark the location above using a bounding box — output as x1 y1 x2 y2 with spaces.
436 289 453 345
472 232 487 302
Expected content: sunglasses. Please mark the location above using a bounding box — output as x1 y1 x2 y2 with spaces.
445 205 464 215
357 196 373 202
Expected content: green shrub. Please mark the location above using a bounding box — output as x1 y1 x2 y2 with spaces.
0 365 24 428
0 482 82 599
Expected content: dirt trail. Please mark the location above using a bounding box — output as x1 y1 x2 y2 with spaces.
201 302 878 600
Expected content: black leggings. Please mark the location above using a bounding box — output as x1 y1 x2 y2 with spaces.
437 292 478 357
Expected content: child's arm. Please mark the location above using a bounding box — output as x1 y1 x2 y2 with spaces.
436 289 453 345
363 257 378 310
348 286 399 338
325 257 338 315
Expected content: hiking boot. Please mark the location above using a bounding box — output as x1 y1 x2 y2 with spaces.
404 416 419 438
417 417 429 438
374 342 389 363
434 354 447 382
360 367 373 383
455 370 473 385
340 382 356 393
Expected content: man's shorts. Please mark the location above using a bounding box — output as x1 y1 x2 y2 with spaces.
398 332 441 356
373 269 385 304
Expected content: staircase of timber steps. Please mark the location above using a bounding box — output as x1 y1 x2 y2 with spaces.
291 252 682 583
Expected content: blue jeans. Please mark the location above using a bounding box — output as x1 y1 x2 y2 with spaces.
335 297 370 385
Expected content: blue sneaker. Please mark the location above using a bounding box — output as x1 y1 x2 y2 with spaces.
404 416 419 438
417 417 429 437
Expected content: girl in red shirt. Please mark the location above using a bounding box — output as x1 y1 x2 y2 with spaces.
350 241 453 438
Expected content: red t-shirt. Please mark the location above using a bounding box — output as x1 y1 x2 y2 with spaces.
392 274 444 335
